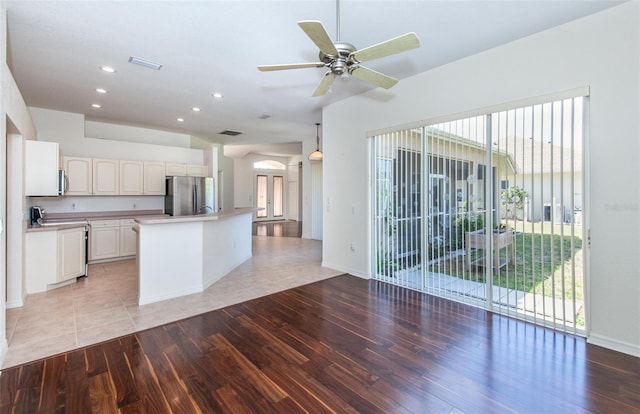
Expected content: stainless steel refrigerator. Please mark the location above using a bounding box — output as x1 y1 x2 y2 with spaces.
164 176 216 216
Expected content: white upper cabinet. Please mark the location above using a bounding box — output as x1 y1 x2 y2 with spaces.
63 156 92 195
165 163 188 176
93 158 120 195
143 162 166 195
120 160 143 195
25 140 59 196
187 164 208 177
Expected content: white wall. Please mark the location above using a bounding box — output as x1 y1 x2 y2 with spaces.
85 120 192 148
0 3 39 366
218 154 235 211
28 107 206 213
233 153 298 215
301 137 319 239
323 2 640 356
31 107 203 163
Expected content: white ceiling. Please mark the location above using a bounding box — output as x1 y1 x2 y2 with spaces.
4 0 622 157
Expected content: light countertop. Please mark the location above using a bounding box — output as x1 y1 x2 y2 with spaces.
135 207 261 225
26 209 165 233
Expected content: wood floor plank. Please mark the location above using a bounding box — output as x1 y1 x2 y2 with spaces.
101 339 140 409
209 333 288 404
37 354 66 413
64 349 92 413
1 274 639 413
88 372 118 414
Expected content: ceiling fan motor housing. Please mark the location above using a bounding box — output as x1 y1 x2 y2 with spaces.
319 42 357 75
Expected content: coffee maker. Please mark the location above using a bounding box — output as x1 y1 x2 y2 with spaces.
30 206 45 225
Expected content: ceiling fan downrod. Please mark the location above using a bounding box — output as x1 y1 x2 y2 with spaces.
336 0 341 41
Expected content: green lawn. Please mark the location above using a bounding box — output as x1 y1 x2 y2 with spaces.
429 221 585 325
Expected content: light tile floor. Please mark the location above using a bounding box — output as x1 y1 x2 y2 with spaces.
3 236 342 369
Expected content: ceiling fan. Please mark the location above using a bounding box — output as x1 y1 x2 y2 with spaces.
257 0 420 97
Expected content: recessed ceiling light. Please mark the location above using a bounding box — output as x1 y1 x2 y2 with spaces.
192 107 201 112
177 118 184 122
91 104 102 108
212 92 223 99
99 66 116 73
95 88 107 94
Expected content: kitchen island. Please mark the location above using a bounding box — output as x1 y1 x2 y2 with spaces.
134 207 259 305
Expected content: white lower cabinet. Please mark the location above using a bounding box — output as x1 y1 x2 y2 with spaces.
89 218 137 261
90 220 120 260
57 228 86 283
25 226 86 293
119 219 137 256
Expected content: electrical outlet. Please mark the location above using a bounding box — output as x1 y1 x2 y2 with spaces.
71 203 76 210
350 243 356 252
133 203 137 209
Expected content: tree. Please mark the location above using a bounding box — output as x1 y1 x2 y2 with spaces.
501 186 528 228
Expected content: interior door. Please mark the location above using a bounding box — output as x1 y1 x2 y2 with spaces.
255 173 284 221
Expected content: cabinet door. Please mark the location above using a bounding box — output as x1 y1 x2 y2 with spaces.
25 141 59 196
143 162 166 195
120 160 143 195
57 227 85 282
93 159 120 195
119 220 137 256
90 224 120 260
25 231 58 293
63 156 92 195
187 164 208 177
165 163 187 176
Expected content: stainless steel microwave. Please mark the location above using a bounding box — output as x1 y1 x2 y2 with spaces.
58 169 66 196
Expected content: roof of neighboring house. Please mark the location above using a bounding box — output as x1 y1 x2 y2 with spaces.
495 137 583 174
424 127 518 174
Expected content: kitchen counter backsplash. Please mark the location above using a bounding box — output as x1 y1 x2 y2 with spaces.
46 209 164 220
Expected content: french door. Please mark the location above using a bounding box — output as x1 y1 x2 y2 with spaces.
372 93 587 334
255 173 284 221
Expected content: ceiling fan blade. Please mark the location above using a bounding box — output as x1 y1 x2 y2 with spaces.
312 72 337 97
350 32 420 63
350 66 398 89
298 20 339 56
258 62 325 72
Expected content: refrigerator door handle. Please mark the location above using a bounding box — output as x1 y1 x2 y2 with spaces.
193 185 197 215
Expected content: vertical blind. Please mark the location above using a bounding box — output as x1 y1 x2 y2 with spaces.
371 96 585 334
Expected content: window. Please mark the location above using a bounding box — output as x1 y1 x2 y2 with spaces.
253 160 285 170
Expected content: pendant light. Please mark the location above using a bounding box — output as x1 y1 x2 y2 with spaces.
308 122 323 161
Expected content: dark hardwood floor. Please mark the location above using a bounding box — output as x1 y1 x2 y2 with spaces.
1 274 638 413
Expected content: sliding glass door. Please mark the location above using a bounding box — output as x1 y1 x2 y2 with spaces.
371 95 586 334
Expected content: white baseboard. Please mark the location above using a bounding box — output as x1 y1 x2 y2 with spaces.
138 286 201 306
587 334 640 357
5 299 24 309
203 253 252 290
0 338 8 372
320 261 369 279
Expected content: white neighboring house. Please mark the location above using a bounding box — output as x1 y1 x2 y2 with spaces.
499 137 583 224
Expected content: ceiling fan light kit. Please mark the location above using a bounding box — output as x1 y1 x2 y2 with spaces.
258 0 420 96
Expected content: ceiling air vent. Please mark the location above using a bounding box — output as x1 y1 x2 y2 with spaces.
219 129 243 136
128 56 162 70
